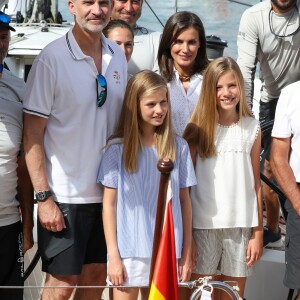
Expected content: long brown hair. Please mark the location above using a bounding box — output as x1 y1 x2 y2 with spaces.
111 70 176 172
158 11 209 82
183 56 253 158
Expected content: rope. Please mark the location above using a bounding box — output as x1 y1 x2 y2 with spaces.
144 0 164 28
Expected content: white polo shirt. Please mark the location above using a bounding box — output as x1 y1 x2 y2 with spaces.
23 29 127 204
128 26 161 75
272 81 300 181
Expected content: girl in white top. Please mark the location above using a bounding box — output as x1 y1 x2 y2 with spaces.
158 11 209 136
98 70 196 300
183 57 263 299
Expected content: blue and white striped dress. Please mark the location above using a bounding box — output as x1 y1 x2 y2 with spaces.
97 136 197 259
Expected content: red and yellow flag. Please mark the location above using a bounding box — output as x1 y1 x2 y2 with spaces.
148 184 178 300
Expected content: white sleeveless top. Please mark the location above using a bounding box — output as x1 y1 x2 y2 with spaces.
191 116 260 229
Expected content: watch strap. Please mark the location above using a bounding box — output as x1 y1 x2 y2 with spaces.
35 190 53 202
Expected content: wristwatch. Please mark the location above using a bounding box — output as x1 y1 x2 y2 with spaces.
35 190 53 202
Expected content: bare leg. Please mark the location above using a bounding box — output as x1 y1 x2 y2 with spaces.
73 263 106 300
264 159 280 232
140 287 150 300
41 273 78 300
113 287 139 300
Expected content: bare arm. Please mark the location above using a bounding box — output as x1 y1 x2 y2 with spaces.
178 187 193 282
102 186 127 286
17 151 34 253
271 137 300 215
23 113 65 232
247 129 263 266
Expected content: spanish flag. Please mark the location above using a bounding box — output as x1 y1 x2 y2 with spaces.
148 183 178 300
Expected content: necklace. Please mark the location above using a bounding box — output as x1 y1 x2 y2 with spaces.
269 5 300 38
178 74 191 82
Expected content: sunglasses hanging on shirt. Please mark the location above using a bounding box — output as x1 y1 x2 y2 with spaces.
96 74 107 108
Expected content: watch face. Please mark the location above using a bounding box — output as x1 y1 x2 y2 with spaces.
36 191 46 200
36 191 52 201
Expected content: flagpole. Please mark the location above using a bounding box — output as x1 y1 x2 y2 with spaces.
149 158 174 284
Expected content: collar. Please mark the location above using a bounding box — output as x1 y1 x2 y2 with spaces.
65 29 114 75
66 29 114 61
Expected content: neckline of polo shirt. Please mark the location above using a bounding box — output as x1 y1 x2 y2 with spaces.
66 30 113 60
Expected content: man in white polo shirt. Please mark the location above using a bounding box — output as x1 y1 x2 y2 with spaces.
271 81 300 299
23 0 127 299
111 0 161 75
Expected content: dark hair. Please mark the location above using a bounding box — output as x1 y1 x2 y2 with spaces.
158 11 209 82
103 19 134 39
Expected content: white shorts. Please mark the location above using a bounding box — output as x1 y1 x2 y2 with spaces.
107 257 151 287
193 228 253 277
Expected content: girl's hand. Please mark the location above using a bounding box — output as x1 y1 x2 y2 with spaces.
246 230 263 266
178 254 193 282
107 255 128 286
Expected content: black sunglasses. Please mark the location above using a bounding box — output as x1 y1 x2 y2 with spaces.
0 13 10 24
96 74 107 107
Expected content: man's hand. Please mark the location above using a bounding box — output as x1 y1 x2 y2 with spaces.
38 198 66 232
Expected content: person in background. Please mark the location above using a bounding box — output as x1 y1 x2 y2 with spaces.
0 11 34 299
23 0 127 299
184 57 263 300
237 0 300 247
103 19 134 79
271 81 300 300
99 70 196 300
111 0 161 75
157 11 209 136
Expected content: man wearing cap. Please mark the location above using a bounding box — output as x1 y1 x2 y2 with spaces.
0 11 34 299
23 0 127 299
237 0 300 247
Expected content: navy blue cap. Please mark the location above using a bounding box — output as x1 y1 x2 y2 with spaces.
0 11 16 32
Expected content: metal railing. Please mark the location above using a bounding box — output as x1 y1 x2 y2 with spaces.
2 277 241 300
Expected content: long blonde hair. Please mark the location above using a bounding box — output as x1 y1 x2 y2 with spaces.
111 70 176 172
183 56 253 158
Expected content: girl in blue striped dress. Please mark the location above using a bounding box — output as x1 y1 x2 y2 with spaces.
97 70 196 300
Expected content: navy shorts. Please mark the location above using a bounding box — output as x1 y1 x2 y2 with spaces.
284 199 300 289
38 203 107 275
259 99 278 162
0 221 24 300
